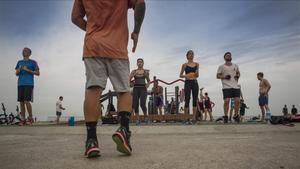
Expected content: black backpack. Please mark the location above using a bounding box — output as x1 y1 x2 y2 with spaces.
270 116 291 125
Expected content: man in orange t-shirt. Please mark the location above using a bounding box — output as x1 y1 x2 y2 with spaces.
72 0 145 158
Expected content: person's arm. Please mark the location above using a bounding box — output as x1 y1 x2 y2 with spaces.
195 63 199 78
129 70 135 82
216 66 225 79
71 0 86 31
235 65 240 80
130 0 146 53
129 70 135 88
211 101 215 108
22 66 40 76
15 62 21 76
199 88 204 100
179 64 186 78
264 79 271 94
239 85 244 100
145 70 151 88
59 105 66 110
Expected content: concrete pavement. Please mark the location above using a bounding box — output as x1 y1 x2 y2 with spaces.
0 124 299 169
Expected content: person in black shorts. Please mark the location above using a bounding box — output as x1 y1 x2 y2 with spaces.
200 88 215 121
56 96 66 124
15 47 40 125
217 52 241 123
129 58 150 124
180 50 199 123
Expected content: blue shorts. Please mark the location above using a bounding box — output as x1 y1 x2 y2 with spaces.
155 96 163 107
259 95 268 106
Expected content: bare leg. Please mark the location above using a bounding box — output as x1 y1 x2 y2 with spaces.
265 105 270 112
224 98 230 117
192 106 197 121
209 110 213 121
159 107 162 116
184 107 189 121
234 97 240 116
260 106 265 121
84 86 102 122
117 92 132 113
20 102 26 120
24 101 32 119
200 110 203 121
56 116 60 124
229 108 233 121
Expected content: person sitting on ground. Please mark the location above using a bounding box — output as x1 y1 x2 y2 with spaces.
291 105 298 116
282 105 288 117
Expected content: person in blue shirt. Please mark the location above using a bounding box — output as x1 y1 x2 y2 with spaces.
15 47 40 125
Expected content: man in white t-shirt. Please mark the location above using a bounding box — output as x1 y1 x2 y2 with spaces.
56 96 66 124
217 52 241 123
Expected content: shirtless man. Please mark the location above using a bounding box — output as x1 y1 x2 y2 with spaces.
257 72 271 121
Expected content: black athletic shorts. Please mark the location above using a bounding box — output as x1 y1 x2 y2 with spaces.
18 85 34 102
222 88 240 99
56 111 62 116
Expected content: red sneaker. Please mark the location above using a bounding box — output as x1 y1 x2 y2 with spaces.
112 127 132 155
84 138 100 158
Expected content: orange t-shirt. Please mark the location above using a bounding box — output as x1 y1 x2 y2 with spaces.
72 0 133 59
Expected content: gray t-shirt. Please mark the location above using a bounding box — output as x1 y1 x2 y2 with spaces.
217 63 240 89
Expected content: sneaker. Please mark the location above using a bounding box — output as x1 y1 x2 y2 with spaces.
233 114 240 123
112 127 132 155
84 138 100 158
18 120 26 126
26 117 34 125
135 120 140 126
224 116 228 124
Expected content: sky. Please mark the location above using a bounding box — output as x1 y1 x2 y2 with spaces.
0 0 300 121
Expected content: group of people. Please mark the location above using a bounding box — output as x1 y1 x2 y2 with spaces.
13 0 276 159
282 105 298 116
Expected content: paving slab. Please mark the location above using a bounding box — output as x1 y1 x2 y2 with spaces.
0 124 299 169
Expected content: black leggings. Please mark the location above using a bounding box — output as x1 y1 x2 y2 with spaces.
184 80 199 108
132 87 147 114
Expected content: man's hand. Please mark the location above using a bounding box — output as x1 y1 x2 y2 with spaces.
131 32 139 53
225 75 231 80
22 66 32 73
